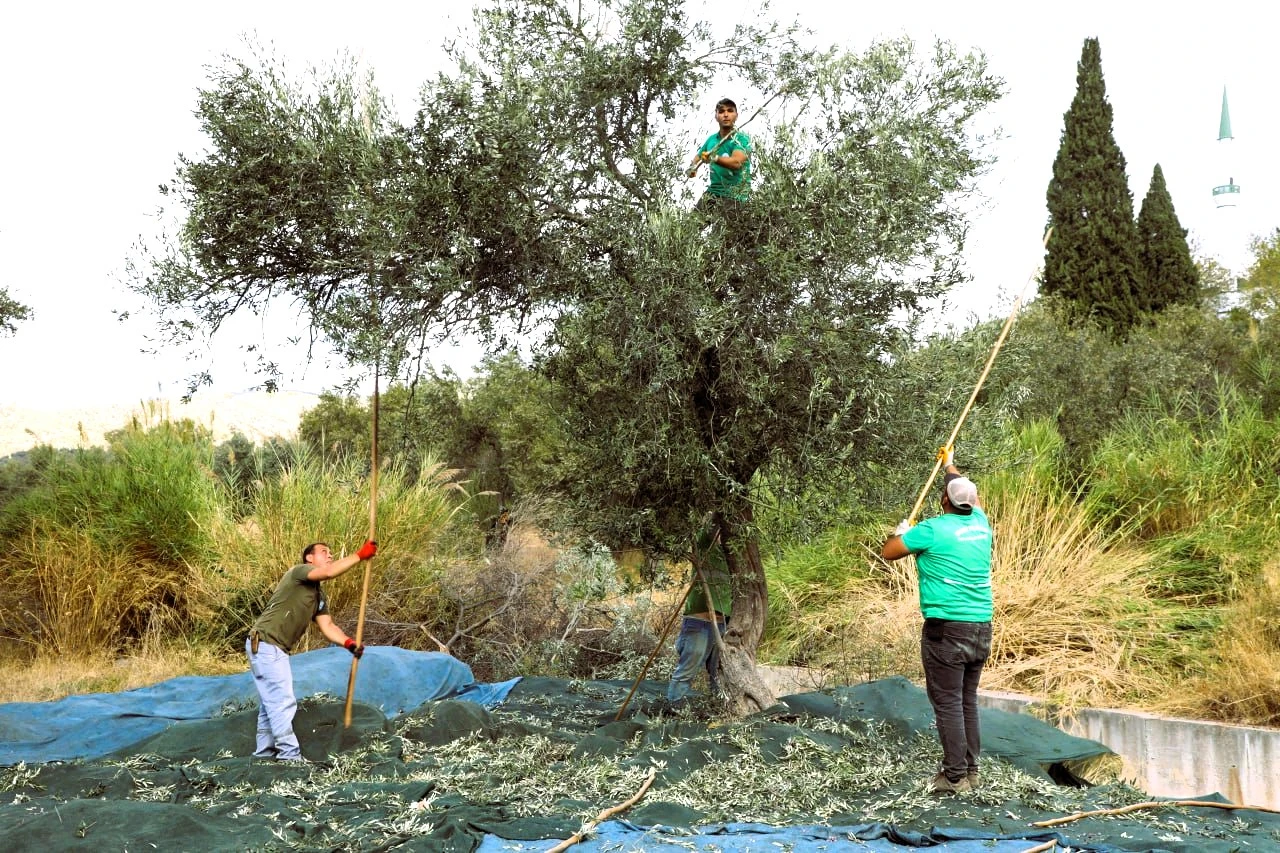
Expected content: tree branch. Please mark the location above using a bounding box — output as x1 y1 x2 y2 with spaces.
1032 799 1280 828
546 769 657 853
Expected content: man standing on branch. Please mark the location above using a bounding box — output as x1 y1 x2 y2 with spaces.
246 539 378 762
881 449 993 794
689 97 752 208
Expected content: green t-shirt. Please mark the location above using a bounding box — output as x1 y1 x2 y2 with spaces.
685 529 733 617
252 564 328 653
699 130 751 200
900 507 993 622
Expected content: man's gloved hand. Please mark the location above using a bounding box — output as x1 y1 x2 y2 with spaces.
344 638 365 659
356 539 378 560
893 519 911 536
937 445 955 467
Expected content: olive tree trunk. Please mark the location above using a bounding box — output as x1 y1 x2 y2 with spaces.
716 509 776 716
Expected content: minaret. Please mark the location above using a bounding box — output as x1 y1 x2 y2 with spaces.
1210 86 1246 316
1212 87 1240 208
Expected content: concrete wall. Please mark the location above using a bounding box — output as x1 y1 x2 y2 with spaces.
757 666 1279 809
981 690 1280 810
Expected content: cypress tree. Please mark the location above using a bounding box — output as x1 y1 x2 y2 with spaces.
1043 37 1142 333
1136 163 1199 312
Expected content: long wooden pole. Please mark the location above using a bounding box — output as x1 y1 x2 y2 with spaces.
695 527 729 661
614 580 695 721
343 76 381 729
905 228 1052 526
546 768 657 853
1032 797 1280 827
342 365 378 728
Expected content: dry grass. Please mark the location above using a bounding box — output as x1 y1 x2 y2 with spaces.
0 525 196 659
765 447 1187 711
978 483 1169 708
0 642 244 704
766 569 923 685
1159 558 1280 726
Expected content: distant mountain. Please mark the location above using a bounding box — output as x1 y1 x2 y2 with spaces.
0 390 320 458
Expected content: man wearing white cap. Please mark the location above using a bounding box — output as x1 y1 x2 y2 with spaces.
880 448 993 795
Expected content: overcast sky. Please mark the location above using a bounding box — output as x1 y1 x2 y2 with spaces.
1 0 1274 409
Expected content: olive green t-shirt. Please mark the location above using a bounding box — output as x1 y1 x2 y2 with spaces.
252 564 328 653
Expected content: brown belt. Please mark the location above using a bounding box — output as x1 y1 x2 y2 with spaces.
250 630 260 655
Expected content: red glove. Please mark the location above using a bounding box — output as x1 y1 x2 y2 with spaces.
356 539 378 560
344 638 364 659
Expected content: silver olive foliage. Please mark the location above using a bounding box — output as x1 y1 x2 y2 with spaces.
0 287 30 337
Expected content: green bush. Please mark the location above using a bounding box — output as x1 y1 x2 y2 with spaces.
0 411 225 653
211 433 300 518
981 301 1243 465
296 355 563 531
1086 386 1280 602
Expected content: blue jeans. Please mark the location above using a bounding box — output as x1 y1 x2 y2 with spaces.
921 619 992 782
246 636 302 760
667 616 726 701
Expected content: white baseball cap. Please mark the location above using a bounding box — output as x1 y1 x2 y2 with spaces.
944 474 978 513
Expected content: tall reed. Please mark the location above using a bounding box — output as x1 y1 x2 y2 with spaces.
1087 386 1280 602
0 411 224 656
200 449 472 648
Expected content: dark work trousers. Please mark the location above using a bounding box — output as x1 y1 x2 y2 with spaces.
921 619 992 782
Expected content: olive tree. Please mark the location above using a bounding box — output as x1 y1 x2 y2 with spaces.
134 0 1001 713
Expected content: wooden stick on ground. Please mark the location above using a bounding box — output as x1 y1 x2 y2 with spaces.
1032 798 1280 828
1021 841 1057 853
546 768 657 853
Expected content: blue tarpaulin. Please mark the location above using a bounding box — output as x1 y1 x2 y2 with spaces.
476 820 1120 852
0 646 519 764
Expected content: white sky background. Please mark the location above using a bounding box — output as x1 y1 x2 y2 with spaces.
1 0 1275 409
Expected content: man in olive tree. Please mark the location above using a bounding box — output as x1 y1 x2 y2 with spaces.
688 97 752 208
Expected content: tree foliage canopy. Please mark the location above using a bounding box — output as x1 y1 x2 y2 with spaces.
135 0 1001 548
1043 37 1142 333
298 353 560 515
134 44 518 389
133 0 1001 707
0 287 31 338
1242 228 1280 318
431 0 1002 558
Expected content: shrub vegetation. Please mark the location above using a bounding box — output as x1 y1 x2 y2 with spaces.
2 293 1280 727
